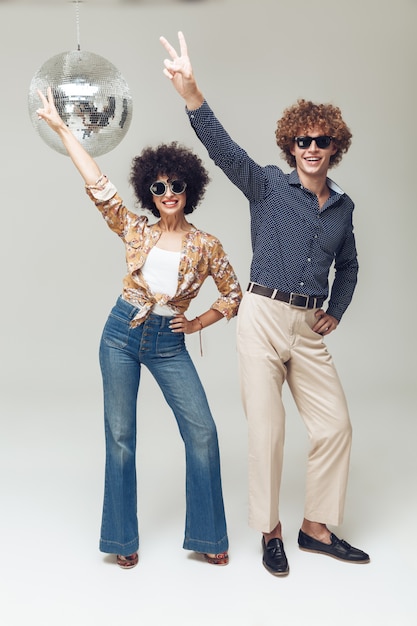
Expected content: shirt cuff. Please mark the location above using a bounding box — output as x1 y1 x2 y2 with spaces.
87 179 117 201
186 100 209 122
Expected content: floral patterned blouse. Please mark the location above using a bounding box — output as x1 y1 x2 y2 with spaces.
86 179 242 327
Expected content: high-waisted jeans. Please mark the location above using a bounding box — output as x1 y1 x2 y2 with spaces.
98 296 228 556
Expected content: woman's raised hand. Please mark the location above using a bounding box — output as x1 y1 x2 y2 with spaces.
36 86 66 133
159 31 204 110
36 85 102 185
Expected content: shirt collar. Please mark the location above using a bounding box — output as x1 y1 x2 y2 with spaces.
289 170 301 186
288 170 345 196
327 177 345 195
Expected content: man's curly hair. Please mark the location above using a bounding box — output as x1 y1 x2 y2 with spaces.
275 99 352 169
129 142 210 217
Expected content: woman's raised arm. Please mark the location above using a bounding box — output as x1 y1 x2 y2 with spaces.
36 86 102 186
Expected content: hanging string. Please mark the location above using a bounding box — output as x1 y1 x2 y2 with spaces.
73 0 82 51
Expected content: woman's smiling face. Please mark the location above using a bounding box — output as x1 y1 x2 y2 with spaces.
151 175 187 218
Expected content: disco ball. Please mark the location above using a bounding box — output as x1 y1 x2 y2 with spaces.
28 50 133 157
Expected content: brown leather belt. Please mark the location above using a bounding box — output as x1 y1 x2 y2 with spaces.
247 282 324 309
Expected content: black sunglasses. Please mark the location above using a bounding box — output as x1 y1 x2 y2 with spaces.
294 136 333 149
149 180 187 196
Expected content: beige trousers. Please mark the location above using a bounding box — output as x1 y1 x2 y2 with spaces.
236 291 352 533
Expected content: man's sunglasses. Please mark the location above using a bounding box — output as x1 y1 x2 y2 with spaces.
294 136 333 149
149 180 187 196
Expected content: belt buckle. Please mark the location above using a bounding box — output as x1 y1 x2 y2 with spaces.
289 292 308 309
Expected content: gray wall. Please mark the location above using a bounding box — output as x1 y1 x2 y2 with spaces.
1 0 415 414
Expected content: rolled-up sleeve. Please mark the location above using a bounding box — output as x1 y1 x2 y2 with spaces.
208 239 242 319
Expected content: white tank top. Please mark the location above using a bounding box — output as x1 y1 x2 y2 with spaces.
141 246 181 316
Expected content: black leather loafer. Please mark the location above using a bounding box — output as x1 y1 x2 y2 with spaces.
262 537 289 576
298 529 370 563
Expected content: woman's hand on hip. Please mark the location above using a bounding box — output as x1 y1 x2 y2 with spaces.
169 314 196 335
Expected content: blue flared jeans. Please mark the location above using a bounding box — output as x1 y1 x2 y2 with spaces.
98 296 228 556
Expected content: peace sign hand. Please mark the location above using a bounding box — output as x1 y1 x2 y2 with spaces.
36 86 66 133
160 31 204 110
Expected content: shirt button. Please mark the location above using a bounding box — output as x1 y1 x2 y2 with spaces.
299 282 304 287
307 258 311 262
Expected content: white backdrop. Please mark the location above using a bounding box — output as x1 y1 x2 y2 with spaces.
0 1 416 625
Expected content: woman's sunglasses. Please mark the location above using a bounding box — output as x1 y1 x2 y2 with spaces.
149 180 187 196
294 136 333 149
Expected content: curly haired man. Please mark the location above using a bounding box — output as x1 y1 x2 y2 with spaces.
160 31 370 576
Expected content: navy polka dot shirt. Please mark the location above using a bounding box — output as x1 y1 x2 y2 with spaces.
187 101 358 322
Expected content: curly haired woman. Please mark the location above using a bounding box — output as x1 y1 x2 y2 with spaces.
37 87 242 569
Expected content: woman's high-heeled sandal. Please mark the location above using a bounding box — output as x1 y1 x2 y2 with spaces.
203 551 229 565
116 552 139 569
